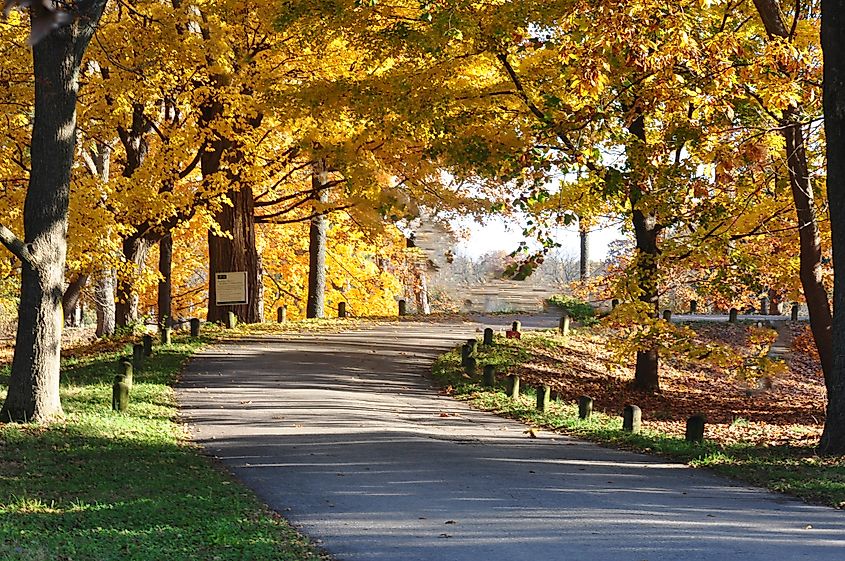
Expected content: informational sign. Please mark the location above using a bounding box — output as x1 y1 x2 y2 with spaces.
215 272 247 305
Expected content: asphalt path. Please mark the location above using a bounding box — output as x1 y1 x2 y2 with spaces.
178 317 845 561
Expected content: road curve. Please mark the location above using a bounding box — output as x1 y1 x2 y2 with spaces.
178 320 845 561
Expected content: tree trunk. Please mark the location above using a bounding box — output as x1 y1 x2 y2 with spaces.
307 161 329 319
1 3 107 423
628 110 661 392
158 232 173 327
821 0 845 454
95 270 116 337
62 273 89 327
579 217 590 281
207 185 261 323
115 234 153 327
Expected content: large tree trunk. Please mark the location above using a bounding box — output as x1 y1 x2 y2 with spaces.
115 234 153 327
207 186 261 323
158 232 173 327
821 0 845 454
1 3 107 423
306 161 329 319
95 270 116 337
628 111 661 392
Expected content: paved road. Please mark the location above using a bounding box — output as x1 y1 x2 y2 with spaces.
178 319 844 561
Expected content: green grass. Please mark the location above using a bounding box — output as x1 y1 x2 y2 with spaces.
433 334 845 509
0 333 328 561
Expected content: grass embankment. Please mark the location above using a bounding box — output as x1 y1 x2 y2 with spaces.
0 330 328 561
433 329 845 508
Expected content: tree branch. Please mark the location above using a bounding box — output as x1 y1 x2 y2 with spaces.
0 222 34 265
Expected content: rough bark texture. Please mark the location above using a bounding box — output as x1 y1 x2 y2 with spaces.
207 185 261 323
95 270 116 337
628 111 661 392
1 2 108 423
62 273 89 327
306 162 329 319
157 232 173 327
821 0 845 454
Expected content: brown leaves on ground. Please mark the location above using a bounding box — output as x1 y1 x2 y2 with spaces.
515 323 825 447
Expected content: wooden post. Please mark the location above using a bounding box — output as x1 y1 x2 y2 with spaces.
338 301 347 318
226 311 237 329
536 385 551 412
112 375 130 412
464 357 477 376
622 405 642 433
578 395 593 420
728 308 738 323
612 298 619 309
132 344 144 373
507 374 520 399
483 364 495 387
559 313 570 336
190 318 200 337
466 338 478 354
662 309 672 321
759 297 769 315
142 334 153 357
398 299 407 316
791 303 799 321
511 320 521 333
461 343 472 367
690 300 697 314
277 305 287 323
483 328 494 346
685 415 706 443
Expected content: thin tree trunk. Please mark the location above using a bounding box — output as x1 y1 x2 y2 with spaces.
579 217 590 281
95 270 116 337
158 232 173 327
821 0 845 454
628 110 661 392
62 273 89 327
1 2 108 422
115 234 153 327
307 161 329 319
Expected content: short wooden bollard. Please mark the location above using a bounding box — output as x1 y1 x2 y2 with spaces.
120 359 133 388
511 320 521 333
464 357 477 376
338 302 347 318
685 415 706 443
483 364 495 387
190 318 201 337
728 308 738 323
398 299 407 316
226 311 237 329
559 313 570 336
536 385 551 412
466 339 478 354
507 374 520 399
622 404 642 433
142 334 153 357
612 298 619 309
132 344 144 373
662 309 672 321
461 343 473 367
759 297 769 315
277 305 287 323
578 395 593 420
791 303 799 321
112 375 130 412
483 327 494 346
161 327 172 345
690 300 697 314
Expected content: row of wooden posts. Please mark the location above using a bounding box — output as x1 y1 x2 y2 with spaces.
611 298 801 321
112 318 203 412
275 299 410 322
462 318 707 444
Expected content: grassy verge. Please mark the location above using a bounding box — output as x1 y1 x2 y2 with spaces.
1 331 329 561
433 331 845 509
